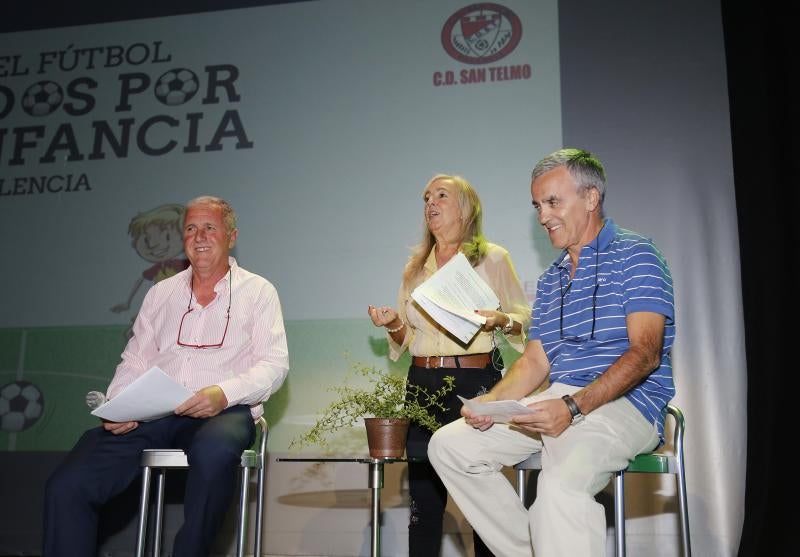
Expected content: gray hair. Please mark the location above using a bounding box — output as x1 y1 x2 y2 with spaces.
532 148 607 207
186 196 238 233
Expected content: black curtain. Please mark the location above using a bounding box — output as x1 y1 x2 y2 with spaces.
722 1 796 555
0 1 310 32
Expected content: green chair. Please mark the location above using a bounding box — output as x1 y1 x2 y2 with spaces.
514 404 691 557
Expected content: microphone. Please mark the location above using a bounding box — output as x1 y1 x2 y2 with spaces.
86 391 107 409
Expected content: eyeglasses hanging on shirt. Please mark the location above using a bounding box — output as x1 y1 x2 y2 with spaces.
559 243 599 342
177 268 232 349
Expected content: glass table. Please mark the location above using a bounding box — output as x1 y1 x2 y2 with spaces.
275 456 407 557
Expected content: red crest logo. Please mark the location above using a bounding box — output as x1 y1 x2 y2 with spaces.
441 3 523 65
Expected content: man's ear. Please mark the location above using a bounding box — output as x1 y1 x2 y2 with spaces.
228 228 239 249
585 187 601 212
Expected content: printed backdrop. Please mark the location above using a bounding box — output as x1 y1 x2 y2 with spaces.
0 0 560 450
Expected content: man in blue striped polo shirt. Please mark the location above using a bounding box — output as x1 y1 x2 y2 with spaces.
429 148 675 557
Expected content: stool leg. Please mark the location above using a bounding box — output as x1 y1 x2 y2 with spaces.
676 463 691 557
236 467 250 557
153 470 165 557
516 469 526 503
254 458 266 557
614 471 626 557
135 466 152 557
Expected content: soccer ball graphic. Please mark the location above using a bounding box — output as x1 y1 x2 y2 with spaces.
21 80 64 116
154 68 199 106
0 380 44 433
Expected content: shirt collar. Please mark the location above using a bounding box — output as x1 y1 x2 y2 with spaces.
186 256 238 292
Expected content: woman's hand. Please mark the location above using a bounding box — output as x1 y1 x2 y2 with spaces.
475 309 511 331
368 305 400 328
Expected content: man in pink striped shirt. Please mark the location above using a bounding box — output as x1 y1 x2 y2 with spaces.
44 196 289 557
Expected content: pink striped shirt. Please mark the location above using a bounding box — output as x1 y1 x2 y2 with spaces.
108 258 289 419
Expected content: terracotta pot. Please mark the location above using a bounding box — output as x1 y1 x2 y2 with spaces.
363 417 409 458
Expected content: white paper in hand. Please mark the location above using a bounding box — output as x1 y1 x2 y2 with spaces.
411 253 500 343
90 366 193 423
457 395 537 423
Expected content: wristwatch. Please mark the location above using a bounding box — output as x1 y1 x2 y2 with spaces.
502 314 514 334
561 394 584 425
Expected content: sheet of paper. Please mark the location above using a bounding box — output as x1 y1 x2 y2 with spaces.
412 293 480 341
411 253 500 343
90 366 193 423
457 395 537 423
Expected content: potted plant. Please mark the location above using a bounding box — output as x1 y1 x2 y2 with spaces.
291 362 455 458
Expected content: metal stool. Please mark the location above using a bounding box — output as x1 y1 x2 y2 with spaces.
134 416 268 557
513 405 690 556
513 451 541 502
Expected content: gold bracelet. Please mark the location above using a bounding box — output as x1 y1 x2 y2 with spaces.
386 320 405 333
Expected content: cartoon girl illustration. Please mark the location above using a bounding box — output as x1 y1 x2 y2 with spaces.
111 203 189 314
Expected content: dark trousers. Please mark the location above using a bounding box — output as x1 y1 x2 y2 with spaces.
406 356 502 557
43 405 255 557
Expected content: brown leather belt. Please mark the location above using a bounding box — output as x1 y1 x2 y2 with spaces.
412 353 491 369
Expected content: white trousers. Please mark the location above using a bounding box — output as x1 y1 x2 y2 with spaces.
428 383 659 557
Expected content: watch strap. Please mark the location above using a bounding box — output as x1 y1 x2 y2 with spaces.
561 394 583 424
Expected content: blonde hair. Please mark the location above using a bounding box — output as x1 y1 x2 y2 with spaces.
128 203 185 238
402 174 487 286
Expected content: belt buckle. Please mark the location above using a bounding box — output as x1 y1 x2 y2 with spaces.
425 356 444 369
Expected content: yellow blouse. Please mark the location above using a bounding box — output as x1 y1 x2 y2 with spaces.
389 243 530 360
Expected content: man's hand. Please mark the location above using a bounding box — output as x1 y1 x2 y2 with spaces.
103 420 139 435
461 393 496 431
175 385 228 418
510 398 572 437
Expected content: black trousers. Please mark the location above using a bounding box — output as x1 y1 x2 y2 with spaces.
43 405 255 557
406 354 502 557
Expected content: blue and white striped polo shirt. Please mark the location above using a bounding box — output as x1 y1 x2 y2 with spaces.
529 219 675 439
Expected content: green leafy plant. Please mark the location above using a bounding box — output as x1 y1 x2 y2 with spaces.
291 362 455 450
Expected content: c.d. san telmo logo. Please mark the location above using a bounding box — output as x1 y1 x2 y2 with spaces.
441 3 522 64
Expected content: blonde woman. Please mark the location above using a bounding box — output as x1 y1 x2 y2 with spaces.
368 174 530 556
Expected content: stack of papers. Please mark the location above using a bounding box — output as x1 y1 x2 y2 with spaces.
457 395 537 423
411 253 500 343
90 366 193 422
